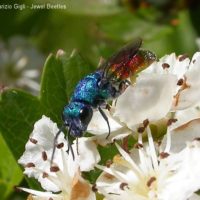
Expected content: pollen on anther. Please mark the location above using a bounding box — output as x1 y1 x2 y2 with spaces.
42 172 49 178
147 177 156 187
177 78 184 86
26 163 35 168
57 142 64 149
42 151 47 161
194 137 200 141
50 166 60 172
160 152 170 159
120 182 129 190
156 140 162 146
106 160 113 168
143 119 149 128
29 138 38 144
104 173 115 180
179 54 189 61
137 126 145 133
162 63 170 69
167 118 177 126
92 184 98 192
134 143 143 149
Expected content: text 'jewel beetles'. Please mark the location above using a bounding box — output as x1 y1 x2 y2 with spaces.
51 38 156 162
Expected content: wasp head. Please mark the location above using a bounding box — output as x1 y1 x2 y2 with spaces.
62 102 93 137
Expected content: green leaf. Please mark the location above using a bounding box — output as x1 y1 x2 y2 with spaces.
0 90 43 191
40 54 68 124
0 134 23 199
0 89 43 159
59 50 95 99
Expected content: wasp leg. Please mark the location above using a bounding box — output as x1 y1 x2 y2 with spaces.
99 100 111 111
111 80 131 100
98 106 111 139
107 80 131 108
66 126 75 160
119 80 131 93
76 138 79 156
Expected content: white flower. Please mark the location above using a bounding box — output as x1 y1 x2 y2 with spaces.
0 36 44 93
113 74 177 130
143 52 200 110
96 121 200 200
18 116 97 200
70 137 101 171
168 104 200 130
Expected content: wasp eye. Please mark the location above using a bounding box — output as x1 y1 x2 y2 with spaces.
79 106 93 125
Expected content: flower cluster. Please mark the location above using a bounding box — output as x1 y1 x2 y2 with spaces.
18 52 200 200
18 116 97 200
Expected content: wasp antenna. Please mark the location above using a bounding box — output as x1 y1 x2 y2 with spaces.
76 138 79 156
50 125 65 166
66 126 75 160
98 107 111 139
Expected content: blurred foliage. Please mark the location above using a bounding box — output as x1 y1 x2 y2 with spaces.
0 134 23 199
0 0 200 199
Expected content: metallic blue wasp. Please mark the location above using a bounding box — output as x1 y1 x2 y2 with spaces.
51 39 156 162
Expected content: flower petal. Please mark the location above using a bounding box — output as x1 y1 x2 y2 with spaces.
144 53 190 79
19 187 58 198
173 52 200 109
87 110 122 135
88 110 131 145
189 193 200 200
160 140 200 200
162 118 200 153
71 171 96 200
18 116 72 192
114 73 177 130
170 105 200 130
70 137 101 171
96 172 124 200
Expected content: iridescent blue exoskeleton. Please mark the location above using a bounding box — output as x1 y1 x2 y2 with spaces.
51 39 156 162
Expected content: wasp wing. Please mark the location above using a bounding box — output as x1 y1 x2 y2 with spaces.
99 38 142 81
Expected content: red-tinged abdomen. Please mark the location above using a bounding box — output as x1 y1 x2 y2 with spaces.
107 49 156 81
128 54 145 73
110 54 145 80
